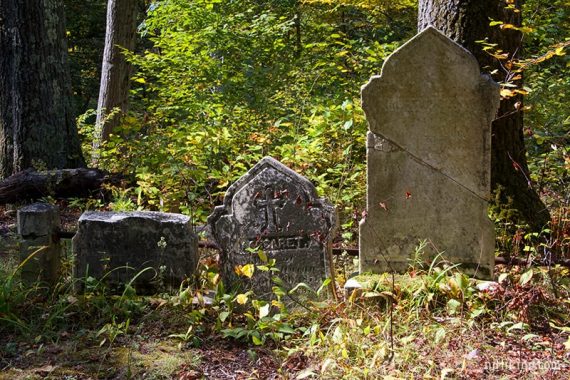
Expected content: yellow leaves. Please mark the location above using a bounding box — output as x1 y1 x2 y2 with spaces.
499 23 516 30
301 0 414 12
489 20 532 33
499 24 534 34
487 40 569 88
522 41 570 69
500 88 529 98
235 293 248 305
249 132 270 145
499 85 530 99
500 88 516 98
490 52 510 61
234 264 255 278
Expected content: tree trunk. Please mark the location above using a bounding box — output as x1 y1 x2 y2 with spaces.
94 0 138 158
0 0 85 180
418 0 550 230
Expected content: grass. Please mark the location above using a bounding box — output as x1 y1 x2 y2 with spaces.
1 207 569 379
1 260 569 378
292 265 570 378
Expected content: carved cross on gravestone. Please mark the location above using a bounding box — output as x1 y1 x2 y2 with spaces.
255 186 286 233
208 157 337 298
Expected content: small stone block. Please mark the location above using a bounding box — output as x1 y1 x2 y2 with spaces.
17 203 61 284
17 203 60 237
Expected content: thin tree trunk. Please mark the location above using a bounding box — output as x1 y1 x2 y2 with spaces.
418 0 550 230
0 0 85 180
94 0 137 159
294 2 302 58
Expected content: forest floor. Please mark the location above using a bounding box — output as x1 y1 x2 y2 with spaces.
1 204 570 379
0 307 568 379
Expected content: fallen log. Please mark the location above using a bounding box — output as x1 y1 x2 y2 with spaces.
0 168 124 204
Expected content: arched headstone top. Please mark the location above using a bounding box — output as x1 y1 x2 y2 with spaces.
220 156 317 211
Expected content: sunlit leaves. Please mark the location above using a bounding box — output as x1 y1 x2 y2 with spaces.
519 269 534 286
235 264 255 278
235 293 249 304
103 0 413 241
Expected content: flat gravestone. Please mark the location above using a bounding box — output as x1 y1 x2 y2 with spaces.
73 211 199 293
208 157 337 298
359 27 498 279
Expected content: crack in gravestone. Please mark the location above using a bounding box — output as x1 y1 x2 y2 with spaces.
368 131 490 203
359 27 497 279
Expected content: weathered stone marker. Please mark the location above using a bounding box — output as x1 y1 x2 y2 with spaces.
17 203 61 284
73 211 199 292
208 157 337 297
359 27 498 279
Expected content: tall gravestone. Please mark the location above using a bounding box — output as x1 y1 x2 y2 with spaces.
359 27 498 279
208 157 337 298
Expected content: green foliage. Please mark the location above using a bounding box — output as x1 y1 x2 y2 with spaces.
4 1 570 375
479 0 570 260
88 0 414 242
0 250 35 334
214 253 306 346
523 0 570 201
2 234 569 378
475 1 569 236
0 245 150 342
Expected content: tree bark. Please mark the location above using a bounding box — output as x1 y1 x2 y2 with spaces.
0 0 85 180
94 0 138 157
0 168 123 204
418 0 550 230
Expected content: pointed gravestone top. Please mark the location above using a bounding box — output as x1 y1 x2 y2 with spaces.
208 157 337 298
362 26 499 199
359 26 498 279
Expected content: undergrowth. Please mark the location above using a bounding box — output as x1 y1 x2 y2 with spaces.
2 227 569 378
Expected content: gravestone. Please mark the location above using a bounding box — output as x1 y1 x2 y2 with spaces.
73 211 199 292
208 157 337 298
359 27 498 279
17 203 61 284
